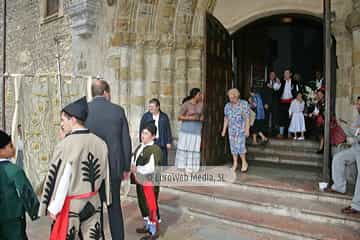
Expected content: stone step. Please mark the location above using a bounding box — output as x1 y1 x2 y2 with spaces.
262 139 320 150
247 147 323 167
248 145 323 160
234 173 353 206
163 185 360 228
153 187 360 240
247 139 321 153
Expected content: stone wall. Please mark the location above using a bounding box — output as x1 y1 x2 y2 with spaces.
0 0 73 131
0 0 211 187
0 0 75 189
333 0 360 121
0 1 3 126
67 0 210 146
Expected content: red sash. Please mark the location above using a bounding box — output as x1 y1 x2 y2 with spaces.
49 191 97 240
280 98 292 104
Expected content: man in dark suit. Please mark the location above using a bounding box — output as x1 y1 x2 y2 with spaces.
86 79 132 240
139 98 172 166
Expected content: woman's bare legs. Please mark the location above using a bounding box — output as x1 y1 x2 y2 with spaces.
240 154 248 172
252 134 258 144
317 136 324 153
259 132 268 142
231 154 238 171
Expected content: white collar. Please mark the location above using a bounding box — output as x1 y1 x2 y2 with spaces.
0 158 10 162
71 128 88 133
141 141 154 147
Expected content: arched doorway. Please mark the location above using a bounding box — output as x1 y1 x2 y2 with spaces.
233 13 323 102
202 13 336 169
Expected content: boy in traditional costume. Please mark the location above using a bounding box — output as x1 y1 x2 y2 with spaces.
0 130 39 240
38 97 111 240
131 123 162 240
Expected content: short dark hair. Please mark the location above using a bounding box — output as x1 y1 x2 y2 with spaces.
61 111 85 126
358 96 360 100
149 98 160 107
143 123 157 136
91 80 110 97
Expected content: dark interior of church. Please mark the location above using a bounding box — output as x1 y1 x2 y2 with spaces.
232 14 324 98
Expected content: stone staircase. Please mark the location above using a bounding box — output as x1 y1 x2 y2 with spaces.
247 139 323 169
128 166 360 239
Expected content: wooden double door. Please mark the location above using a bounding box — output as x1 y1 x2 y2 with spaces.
201 13 232 166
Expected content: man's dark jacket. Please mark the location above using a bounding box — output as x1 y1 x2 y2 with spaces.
279 79 299 100
86 97 132 179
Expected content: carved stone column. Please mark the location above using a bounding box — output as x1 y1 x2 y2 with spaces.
159 35 175 121
173 38 189 138
129 37 146 143
188 37 204 90
144 37 161 101
345 0 360 100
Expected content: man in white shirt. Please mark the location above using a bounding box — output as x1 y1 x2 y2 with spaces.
277 69 299 138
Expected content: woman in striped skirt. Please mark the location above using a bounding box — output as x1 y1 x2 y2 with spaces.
175 88 203 173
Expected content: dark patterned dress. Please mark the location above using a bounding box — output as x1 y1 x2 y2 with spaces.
224 100 250 155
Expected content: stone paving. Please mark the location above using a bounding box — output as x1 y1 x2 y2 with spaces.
24 163 359 240
27 198 283 240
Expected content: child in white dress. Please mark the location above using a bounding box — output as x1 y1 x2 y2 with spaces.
289 92 306 140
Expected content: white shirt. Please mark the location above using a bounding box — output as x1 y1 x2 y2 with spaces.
131 141 155 175
281 79 293 100
47 163 72 216
316 78 323 89
152 113 160 139
271 78 281 91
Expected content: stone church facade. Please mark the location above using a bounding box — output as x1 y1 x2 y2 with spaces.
0 0 359 189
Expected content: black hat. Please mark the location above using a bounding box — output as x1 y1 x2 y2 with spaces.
0 130 11 149
62 96 88 121
143 121 157 136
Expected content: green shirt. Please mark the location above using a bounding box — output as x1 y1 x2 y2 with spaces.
0 161 39 223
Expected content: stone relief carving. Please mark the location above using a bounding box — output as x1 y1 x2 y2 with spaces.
66 0 98 38
174 0 195 35
107 0 116 6
136 1 157 33
346 0 360 32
